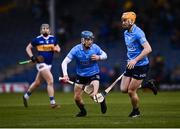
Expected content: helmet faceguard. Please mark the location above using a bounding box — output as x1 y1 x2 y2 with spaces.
40 23 51 37
81 31 94 49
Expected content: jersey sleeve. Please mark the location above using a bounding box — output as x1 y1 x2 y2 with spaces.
136 29 147 45
94 44 107 60
67 47 76 60
31 38 37 47
94 44 104 55
54 36 58 45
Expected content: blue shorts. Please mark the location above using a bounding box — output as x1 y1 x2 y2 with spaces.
124 64 149 80
75 73 100 85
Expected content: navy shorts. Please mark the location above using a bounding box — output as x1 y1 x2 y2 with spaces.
75 74 100 85
124 64 149 80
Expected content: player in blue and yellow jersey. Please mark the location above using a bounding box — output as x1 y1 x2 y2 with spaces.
120 12 158 117
61 31 107 117
23 24 60 108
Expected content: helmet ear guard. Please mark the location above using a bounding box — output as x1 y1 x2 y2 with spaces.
81 38 85 44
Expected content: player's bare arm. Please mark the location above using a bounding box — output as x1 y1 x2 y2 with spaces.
26 43 34 57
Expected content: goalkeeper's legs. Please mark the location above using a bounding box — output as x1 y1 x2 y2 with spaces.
23 72 43 107
74 86 87 117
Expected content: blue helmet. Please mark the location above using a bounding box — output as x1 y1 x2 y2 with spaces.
81 30 94 39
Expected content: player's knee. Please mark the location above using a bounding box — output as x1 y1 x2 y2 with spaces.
47 80 53 86
128 89 135 97
74 94 81 101
74 91 82 100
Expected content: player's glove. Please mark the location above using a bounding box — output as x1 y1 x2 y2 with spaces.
30 56 38 63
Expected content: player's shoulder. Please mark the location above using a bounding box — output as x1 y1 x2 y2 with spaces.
124 30 128 35
134 24 144 33
48 35 56 38
36 35 55 38
133 25 145 37
32 35 41 42
49 34 54 37
92 43 100 48
95 43 103 49
75 43 81 48
35 35 42 39
71 43 82 50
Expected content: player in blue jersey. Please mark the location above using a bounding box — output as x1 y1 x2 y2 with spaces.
120 12 158 117
23 24 60 108
61 30 107 117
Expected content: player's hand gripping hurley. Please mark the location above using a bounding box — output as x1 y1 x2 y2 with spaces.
59 77 93 95
59 73 124 103
18 56 44 65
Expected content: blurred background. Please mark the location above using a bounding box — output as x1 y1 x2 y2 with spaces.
0 0 180 93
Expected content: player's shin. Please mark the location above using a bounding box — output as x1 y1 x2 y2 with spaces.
75 99 87 117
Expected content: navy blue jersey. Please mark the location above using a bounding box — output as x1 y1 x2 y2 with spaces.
31 34 57 65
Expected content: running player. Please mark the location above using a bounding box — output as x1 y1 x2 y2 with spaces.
61 30 107 117
120 12 158 117
23 23 60 108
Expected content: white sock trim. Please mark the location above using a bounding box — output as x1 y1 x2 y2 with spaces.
50 100 56 105
24 93 29 100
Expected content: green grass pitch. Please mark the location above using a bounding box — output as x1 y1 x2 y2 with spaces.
0 90 180 128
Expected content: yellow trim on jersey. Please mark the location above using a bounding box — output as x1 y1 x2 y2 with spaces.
36 44 54 51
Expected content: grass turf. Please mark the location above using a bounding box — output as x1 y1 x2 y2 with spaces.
0 90 180 128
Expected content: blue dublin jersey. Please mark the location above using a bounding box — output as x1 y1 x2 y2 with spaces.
67 43 105 77
31 35 57 65
124 24 149 66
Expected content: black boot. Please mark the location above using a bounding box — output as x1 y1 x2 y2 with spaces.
76 109 87 117
75 100 87 117
100 99 107 114
143 79 158 95
128 108 140 117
